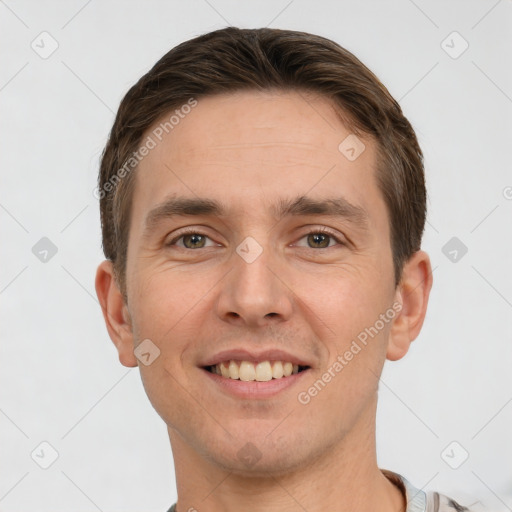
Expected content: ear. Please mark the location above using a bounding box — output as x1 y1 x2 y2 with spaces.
95 260 137 367
386 250 433 361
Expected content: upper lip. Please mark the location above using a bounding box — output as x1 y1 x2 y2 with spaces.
200 348 313 368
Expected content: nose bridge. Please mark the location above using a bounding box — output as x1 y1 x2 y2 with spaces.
215 234 293 326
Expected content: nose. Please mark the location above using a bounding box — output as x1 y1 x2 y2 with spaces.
214 240 293 328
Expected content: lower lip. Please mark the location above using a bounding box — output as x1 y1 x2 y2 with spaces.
201 368 309 399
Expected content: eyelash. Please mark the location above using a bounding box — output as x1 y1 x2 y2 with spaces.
167 227 344 249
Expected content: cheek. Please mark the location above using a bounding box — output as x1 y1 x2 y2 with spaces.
296 291 392 425
128 267 211 424
296 264 392 342
129 264 203 336
295 266 393 402
127 263 223 380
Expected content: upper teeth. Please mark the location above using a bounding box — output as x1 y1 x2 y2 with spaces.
212 360 300 381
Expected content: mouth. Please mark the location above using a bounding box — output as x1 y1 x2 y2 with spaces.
203 360 311 382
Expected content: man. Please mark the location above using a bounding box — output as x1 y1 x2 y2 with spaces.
95 27 475 511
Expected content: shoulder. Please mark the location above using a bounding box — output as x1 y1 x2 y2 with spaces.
426 491 474 512
382 469 477 512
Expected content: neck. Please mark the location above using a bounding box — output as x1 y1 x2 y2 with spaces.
168 400 405 512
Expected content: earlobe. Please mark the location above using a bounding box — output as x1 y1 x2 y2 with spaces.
386 251 433 362
95 260 138 367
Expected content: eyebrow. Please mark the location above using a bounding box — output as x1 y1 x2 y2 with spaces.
143 194 369 237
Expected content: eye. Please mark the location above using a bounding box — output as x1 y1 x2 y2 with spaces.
166 227 344 250
295 228 344 249
167 229 218 249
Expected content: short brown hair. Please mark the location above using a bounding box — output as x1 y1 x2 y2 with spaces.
98 27 426 299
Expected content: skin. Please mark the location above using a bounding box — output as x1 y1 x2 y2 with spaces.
96 90 433 512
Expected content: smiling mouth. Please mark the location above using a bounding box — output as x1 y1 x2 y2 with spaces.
204 360 310 382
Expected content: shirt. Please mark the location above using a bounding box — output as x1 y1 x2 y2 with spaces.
166 470 474 512
383 470 474 511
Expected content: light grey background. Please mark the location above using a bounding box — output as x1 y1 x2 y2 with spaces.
1 0 511 510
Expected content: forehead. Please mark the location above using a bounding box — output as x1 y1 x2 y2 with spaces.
153 90 359 162
129 90 385 239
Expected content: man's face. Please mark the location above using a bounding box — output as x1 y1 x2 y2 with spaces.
124 90 399 474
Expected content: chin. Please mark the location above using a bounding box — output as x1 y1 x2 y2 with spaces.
211 446 311 477
201 426 320 477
